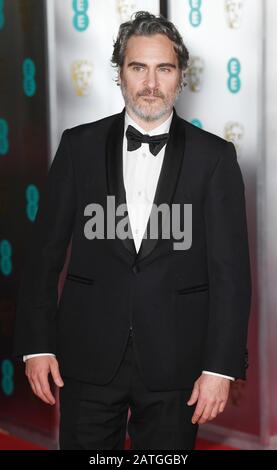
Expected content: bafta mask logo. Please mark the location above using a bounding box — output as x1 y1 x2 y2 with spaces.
187 57 204 92
71 60 93 96
224 121 244 154
116 0 136 23
225 0 244 29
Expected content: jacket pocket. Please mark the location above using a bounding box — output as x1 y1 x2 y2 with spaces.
176 282 209 295
66 273 95 285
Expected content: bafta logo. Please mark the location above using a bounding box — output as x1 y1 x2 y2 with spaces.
116 0 137 23
224 122 244 154
225 0 244 29
71 60 93 96
187 57 204 92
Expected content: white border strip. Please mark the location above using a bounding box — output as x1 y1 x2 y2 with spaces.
257 0 270 447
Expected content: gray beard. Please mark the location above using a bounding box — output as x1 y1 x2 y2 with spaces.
120 83 182 123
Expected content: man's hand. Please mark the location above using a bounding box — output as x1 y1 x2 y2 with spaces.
187 373 230 424
25 356 64 405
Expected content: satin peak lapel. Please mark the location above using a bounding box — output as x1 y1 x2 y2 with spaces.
105 107 186 263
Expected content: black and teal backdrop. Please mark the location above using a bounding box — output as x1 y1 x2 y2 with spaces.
0 0 57 440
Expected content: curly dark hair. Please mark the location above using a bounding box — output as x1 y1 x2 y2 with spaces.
111 11 189 88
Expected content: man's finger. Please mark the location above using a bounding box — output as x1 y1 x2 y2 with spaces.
49 361 64 387
208 403 221 421
198 402 215 423
191 399 205 424
187 384 199 406
28 375 47 404
33 375 55 405
218 400 227 413
37 373 56 405
28 377 38 397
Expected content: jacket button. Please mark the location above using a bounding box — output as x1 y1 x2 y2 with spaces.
132 265 139 274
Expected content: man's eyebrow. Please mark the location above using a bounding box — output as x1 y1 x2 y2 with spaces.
158 63 177 68
127 61 177 69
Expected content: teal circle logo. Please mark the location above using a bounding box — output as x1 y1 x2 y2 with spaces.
26 184 39 222
1 360 14 396
0 118 9 155
189 0 202 27
0 0 5 30
72 0 89 32
227 58 241 93
0 239 12 276
191 119 203 129
22 58 37 97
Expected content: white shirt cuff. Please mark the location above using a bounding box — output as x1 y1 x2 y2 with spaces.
202 370 235 381
23 353 56 362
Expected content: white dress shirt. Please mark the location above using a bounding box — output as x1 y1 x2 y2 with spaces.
23 110 234 381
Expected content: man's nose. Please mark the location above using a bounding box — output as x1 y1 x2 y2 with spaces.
144 70 159 90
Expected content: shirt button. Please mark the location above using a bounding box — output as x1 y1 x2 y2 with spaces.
135 229 139 234
138 191 142 196
142 153 147 158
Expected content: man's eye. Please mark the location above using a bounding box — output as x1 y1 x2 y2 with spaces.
160 68 170 72
133 66 144 71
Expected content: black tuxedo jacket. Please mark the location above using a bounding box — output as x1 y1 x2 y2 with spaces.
14 107 251 391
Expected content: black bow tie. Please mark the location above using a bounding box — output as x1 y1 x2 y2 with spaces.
126 124 169 156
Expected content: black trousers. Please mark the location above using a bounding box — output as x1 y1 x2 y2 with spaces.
59 331 198 450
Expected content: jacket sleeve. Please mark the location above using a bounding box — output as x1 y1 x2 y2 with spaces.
203 141 252 379
13 130 76 356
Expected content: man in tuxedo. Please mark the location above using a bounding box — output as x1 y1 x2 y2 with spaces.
14 11 251 450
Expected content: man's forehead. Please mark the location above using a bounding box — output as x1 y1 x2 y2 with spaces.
126 34 174 49
125 35 177 61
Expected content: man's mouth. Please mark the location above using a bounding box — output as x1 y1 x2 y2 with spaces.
141 96 160 101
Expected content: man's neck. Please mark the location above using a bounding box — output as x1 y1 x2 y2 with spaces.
125 106 173 132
